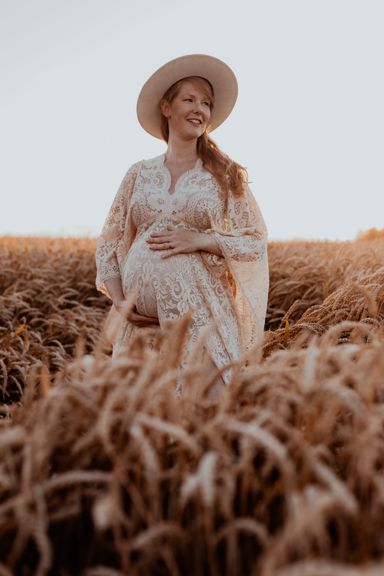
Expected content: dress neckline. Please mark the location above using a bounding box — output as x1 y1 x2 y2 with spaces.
160 153 201 195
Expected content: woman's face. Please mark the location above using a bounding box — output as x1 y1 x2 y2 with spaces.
161 80 212 141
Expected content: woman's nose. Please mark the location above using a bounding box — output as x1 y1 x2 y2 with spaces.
193 102 204 113
194 102 204 116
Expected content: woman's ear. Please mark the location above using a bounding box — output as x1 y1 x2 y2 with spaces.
160 99 170 119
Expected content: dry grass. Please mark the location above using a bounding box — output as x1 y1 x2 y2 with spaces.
356 227 384 241
0 234 384 575
0 236 107 403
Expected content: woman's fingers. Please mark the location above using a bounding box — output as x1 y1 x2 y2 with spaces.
133 320 158 327
117 302 158 325
147 234 172 243
147 233 174 251
147 229 183 250
146 228 199 255
129 310 159 326
147 230 172 238
130 318 158 326
161 249 180 259
115 301 159 327
149 243 173 251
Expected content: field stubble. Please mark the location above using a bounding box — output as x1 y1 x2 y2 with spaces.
0 235 384 575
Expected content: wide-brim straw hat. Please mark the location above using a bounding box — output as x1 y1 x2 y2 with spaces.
136 53 238 140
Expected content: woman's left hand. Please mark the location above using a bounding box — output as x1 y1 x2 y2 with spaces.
146 225 206 259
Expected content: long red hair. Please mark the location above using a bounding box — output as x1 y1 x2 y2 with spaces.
159 76 248 198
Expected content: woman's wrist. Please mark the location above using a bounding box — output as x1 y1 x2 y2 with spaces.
104 276 125 306
198 231 223 257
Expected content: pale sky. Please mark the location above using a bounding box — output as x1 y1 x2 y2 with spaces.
1 0 383 240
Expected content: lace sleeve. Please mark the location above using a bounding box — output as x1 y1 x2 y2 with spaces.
208 183 267 261
95 161 141 299
206 183 269 351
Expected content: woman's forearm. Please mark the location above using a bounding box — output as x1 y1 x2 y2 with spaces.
104 276 125 305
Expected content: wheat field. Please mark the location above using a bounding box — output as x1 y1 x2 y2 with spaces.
0 234 384 576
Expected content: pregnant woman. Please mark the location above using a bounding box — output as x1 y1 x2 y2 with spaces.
95 54 269 398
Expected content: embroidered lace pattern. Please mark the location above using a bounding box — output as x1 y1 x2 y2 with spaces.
95 153 269 395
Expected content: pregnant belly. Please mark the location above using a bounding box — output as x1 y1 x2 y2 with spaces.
122 227 196 318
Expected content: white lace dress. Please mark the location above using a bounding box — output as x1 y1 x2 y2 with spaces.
95 153 269 395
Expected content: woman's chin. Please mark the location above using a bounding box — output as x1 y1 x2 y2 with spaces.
179 128 205 140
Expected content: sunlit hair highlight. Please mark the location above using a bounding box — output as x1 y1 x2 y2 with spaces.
159 76 248 199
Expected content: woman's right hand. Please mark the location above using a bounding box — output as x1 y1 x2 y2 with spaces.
114 299 159 327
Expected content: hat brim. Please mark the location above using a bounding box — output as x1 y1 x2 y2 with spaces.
136 54 238 140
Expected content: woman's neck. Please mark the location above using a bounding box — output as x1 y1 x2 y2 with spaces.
164 136 198 165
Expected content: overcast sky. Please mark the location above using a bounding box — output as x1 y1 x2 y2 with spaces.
1 0 383 240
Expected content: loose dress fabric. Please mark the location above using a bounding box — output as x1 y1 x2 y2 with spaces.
95 153 269 394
